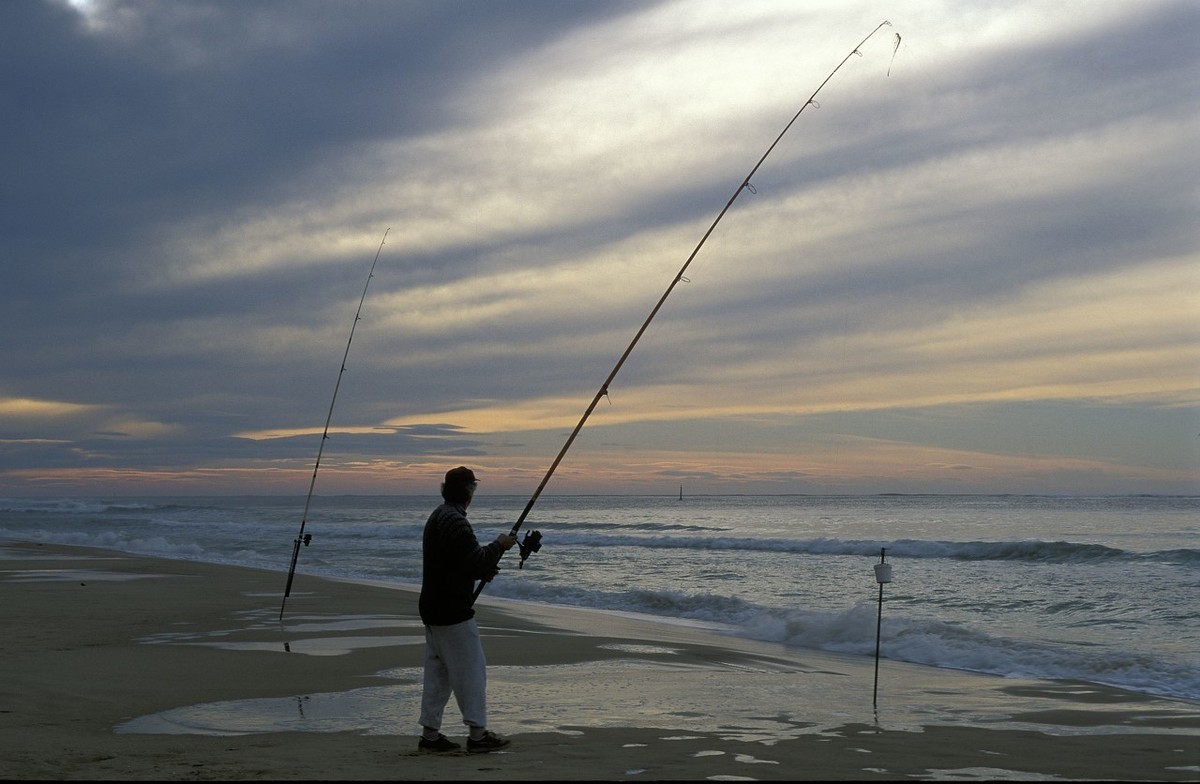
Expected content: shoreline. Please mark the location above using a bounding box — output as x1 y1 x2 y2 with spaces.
2 539 1197 780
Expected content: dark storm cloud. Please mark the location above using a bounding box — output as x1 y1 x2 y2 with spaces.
2 1 640 257
0 0 649 418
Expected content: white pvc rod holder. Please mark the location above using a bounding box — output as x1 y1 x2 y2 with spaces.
873 547 891 710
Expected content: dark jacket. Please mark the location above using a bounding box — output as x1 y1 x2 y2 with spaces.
418 502 504 626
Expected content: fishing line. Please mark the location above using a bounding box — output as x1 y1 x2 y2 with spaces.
473 21 895 604
279 227 390 621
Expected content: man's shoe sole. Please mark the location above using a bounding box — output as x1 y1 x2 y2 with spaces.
467 740 511 753
418 738 461 753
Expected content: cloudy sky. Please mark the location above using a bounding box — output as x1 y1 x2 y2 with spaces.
2 0 1197 498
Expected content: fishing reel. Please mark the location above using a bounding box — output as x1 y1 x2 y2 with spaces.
516 529 542 569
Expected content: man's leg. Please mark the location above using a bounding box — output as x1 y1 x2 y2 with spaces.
419 625 454 733
434 618 489 730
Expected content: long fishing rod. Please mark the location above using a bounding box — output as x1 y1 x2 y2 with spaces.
280 227 390 620
473 21 895 604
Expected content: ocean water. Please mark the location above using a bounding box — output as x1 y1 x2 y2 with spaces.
2 493 1197 703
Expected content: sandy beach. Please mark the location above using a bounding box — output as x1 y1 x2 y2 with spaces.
1 540 1196 781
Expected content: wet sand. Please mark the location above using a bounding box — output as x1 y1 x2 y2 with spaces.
1 540 1197 780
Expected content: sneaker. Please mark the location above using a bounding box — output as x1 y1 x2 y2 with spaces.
467 730 511 753
418 733 461 752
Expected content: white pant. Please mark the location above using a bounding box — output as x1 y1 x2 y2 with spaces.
419 618 488 731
